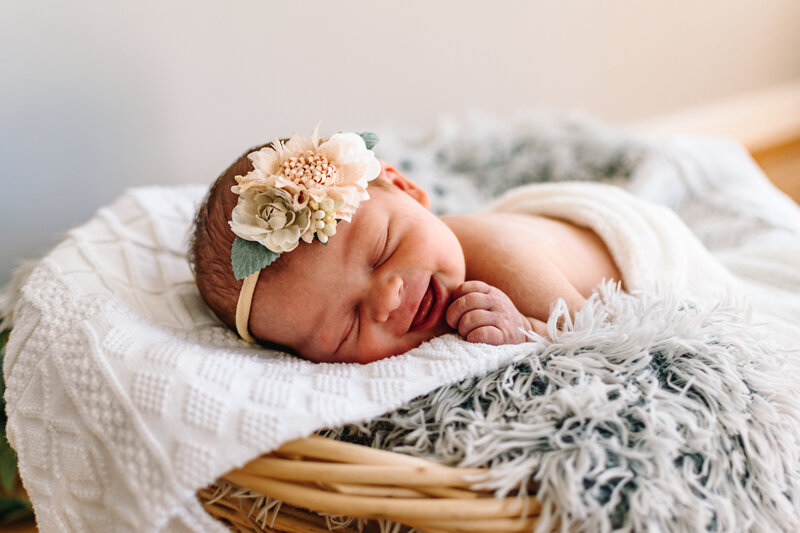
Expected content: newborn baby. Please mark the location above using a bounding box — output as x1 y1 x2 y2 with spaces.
190 128 620 363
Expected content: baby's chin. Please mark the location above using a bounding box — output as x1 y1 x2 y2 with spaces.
298 311 455 364
355 321 454 364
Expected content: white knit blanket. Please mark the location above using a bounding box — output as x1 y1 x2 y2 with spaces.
4 118 800 532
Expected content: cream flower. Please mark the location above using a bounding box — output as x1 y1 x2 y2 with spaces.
229 187 312 254
233 127 381 221
319 132 381 189
230 125 380 264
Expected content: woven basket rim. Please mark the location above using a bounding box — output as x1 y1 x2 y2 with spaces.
199 435 541 533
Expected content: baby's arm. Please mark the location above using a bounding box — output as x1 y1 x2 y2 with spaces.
446 280 550 344
445 247 590 345
442 212 611 345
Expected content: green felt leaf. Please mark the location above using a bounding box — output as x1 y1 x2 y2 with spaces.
231 237 280 280
358 131 379 150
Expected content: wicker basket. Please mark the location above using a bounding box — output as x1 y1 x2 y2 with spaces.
198 435 541 533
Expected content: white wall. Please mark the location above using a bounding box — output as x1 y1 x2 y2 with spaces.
2 0 800 287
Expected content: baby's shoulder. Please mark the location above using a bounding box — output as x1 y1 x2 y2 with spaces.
443 212 619 298
443 212 570 254
443 212 565 278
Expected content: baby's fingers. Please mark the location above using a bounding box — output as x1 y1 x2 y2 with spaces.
466 325 505 345
454 308 498 340
451 280 493 300
446 291 492 329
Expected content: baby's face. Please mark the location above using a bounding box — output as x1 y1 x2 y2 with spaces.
248 171 466 363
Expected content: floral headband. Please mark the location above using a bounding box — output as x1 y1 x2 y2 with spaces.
229 125 381 342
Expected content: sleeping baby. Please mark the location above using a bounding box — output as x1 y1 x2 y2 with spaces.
190 126 623 363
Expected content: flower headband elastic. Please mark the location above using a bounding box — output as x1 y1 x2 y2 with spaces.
229 125 381 342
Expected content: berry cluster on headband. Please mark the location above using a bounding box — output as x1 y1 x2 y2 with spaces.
229 125 381 280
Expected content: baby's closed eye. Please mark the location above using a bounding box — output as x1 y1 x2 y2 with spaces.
337 309 359 354
371 227 389 268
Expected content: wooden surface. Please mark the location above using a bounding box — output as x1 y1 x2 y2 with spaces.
752 137 800 204
637 80 800 155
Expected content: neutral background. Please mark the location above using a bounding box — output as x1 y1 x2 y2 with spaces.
2 0 800 287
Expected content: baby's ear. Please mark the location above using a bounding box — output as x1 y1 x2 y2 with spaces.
381 162 431 209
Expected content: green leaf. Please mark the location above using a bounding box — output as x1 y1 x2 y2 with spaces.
0 323 32 525
1 323 9 427
0 443 16 493
231 237 280 280
0 321 8 361
358 131 379 150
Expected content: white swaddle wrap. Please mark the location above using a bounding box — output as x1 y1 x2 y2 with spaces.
4 139 799 532
490 181 737 304
491 181 800 346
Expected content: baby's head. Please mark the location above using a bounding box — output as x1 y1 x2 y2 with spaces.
190 129 465 363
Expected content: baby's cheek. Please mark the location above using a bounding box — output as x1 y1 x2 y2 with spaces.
359 317 453 362
356 332 406 363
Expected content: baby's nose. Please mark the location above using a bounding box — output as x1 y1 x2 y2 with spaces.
370 275 403 323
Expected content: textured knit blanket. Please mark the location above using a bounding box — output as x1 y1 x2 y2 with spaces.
3 114 800 532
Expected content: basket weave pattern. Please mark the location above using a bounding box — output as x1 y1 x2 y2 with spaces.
198 436 541 533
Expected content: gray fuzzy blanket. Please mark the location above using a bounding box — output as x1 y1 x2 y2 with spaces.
327 285 800 532
320 114 800 532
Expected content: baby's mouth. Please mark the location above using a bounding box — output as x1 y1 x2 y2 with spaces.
409 278 436 331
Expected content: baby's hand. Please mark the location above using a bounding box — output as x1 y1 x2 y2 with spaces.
445 281 535 345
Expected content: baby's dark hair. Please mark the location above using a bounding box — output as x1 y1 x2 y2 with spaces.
188 142 282 330
189 141 390 335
